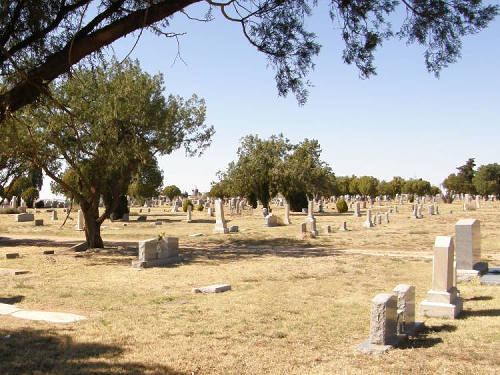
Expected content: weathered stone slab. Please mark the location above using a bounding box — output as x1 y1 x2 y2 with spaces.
132 237 181 268
34 219 44 226
11 310 86 323
0 268 29 275
480 268 500 286
15 213 34 222
43 250 55 255
5 253 19 259
189 233 204 237
263 214 278 227
69 242 88 252
229 225 239 233
192 284 231 293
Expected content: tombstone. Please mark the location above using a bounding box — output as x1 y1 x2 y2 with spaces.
283 203 291 225
51 210 58 221
15 213 34 222
137 215 147 222
394 205 398 214
428 205 434 216
385 212 390 224
434 204 439 215
455 219 487 275
18 206 26 213
339 221 347 231
34 219 43 226
75 210 84 231
207 207 214 217
262 207 268 217
475 196 480 209
353 202 361 217
416 205 423 219
307 200 314 220
357 293 398 354
318 202 324 213
309 217 318 236
363 210 374 228
213 199 229 234
263 214 278 227
420 236 462 319
11 196 17 209
229 225 239 233
132 237 181 268
393 284 417 335
186 205 192 223
362 201 367 209
377 214 382 225
411 205 418 219
122 213 129 222
299 222 307 236
325 225 331 234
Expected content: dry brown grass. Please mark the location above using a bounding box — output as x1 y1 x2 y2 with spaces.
0 200 499 374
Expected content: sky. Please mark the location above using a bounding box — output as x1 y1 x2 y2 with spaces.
40 2 500 198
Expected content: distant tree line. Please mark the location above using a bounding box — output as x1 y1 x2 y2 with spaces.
443 158 500 198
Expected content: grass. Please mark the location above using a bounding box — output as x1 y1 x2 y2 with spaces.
0 200 498 374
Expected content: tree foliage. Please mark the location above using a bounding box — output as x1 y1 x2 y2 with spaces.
0 1 497 120
443 158 477 195
162 185 182 201
5 58 213 248
473 163 500 197
127 159 164 205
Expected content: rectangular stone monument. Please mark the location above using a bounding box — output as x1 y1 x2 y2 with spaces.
75 210 84 231
132 237 181 268
357 293 400 354
363 210 374 228
186 205 192 223
353 202 361 217
420 236 462 319
307 200 314 220
213 198 229 234
455 219 487 275
263 213 278 227
15 213 34 222
283 203 291 225
51 211 58 221
392 284 422 335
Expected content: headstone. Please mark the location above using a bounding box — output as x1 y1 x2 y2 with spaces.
6 253 19 259
51 211 58 221
137 215 147 222
455 219 487 274
309 217 318 236
262 207 268 217
357 293 398 354
307 200 314 220
300 222 307 235
192 284 231 293
75 210 84 231
17 206 26 213
385 212 389 224
325 225 331 234
420 236 462 319
207 207 214 217
229 225 239 233
15 213 34 222
213 199 229 234
132 237 181 268
339 221 347 231
428 205 434 216
363 210 374 228
416 205 423 219
34 219 43 226
353 202 361 217
264 214 278 227
186 205 192 223
283 203 291 225
377 214 382 225
475 196 480 209
393 284 416 335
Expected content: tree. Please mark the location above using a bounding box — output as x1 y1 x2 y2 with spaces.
0 1 497 121
274 139 335 211
336 176 355 196
5 59 214 248
354 176 379 198
127 159 164 205
162 185 182 201
430 186 442 196
473 163 500 198
403 178 431 196
443 158 477 194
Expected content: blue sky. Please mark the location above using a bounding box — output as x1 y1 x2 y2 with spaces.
40 3 500 197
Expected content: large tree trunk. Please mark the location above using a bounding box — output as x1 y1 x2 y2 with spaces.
81 202 104 249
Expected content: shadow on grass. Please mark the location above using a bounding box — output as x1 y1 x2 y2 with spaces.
398 323 457 350
0 295 24 304
460 309 500 318
0 328 187 375
0 237 77 248
462 296 493 302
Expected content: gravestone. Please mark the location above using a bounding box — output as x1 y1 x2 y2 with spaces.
229 225 238 233
283 203 291 225
132 237 181 268
385 212 389 224
411 205 418 219
207 207 214 217
325 225 331 234
15 213 34 222
363 210 374 228
307 200 314 220
137 215 147 222
420 236 462 319
393 284 417 335
428 205 434 216
186 205 192 223
213 199 229 234
339 221 347 231
353 202 361 217
357 293 399 354
309 217 318 236
263 214 278 227
75 210 84 231
262 207 268 217
455 219 487 275
34 219 43 226
300 222 307 235
51 210 58 221
377 214 382 225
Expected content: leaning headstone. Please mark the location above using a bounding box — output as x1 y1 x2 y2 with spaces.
75 210 84 231
263 214 278 227
283 203 291 225
132 237 181 268
420 236 463 319
357 293 399 354
455 219 487 275
213 199 229 234
363 210 374 228
15 213 34 222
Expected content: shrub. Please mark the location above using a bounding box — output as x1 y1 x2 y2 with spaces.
21 187 39 208
408 194 415 203
34 200 45 208
336 198 348 213
182 199 193 212
197 204 204 212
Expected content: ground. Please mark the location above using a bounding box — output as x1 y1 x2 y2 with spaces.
0 200 499 375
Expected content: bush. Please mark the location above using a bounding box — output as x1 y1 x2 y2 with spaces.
408 194 414 203
182 199 193 212
0 207 19 214
336 198 348 213
196 204 204 211
34 200 45 208
21 187 39 208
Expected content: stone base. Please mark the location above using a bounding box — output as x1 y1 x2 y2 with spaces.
420 292 462 319
480 267 500 285
132 255 182 268
213 224 229 234
357 334 407 355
